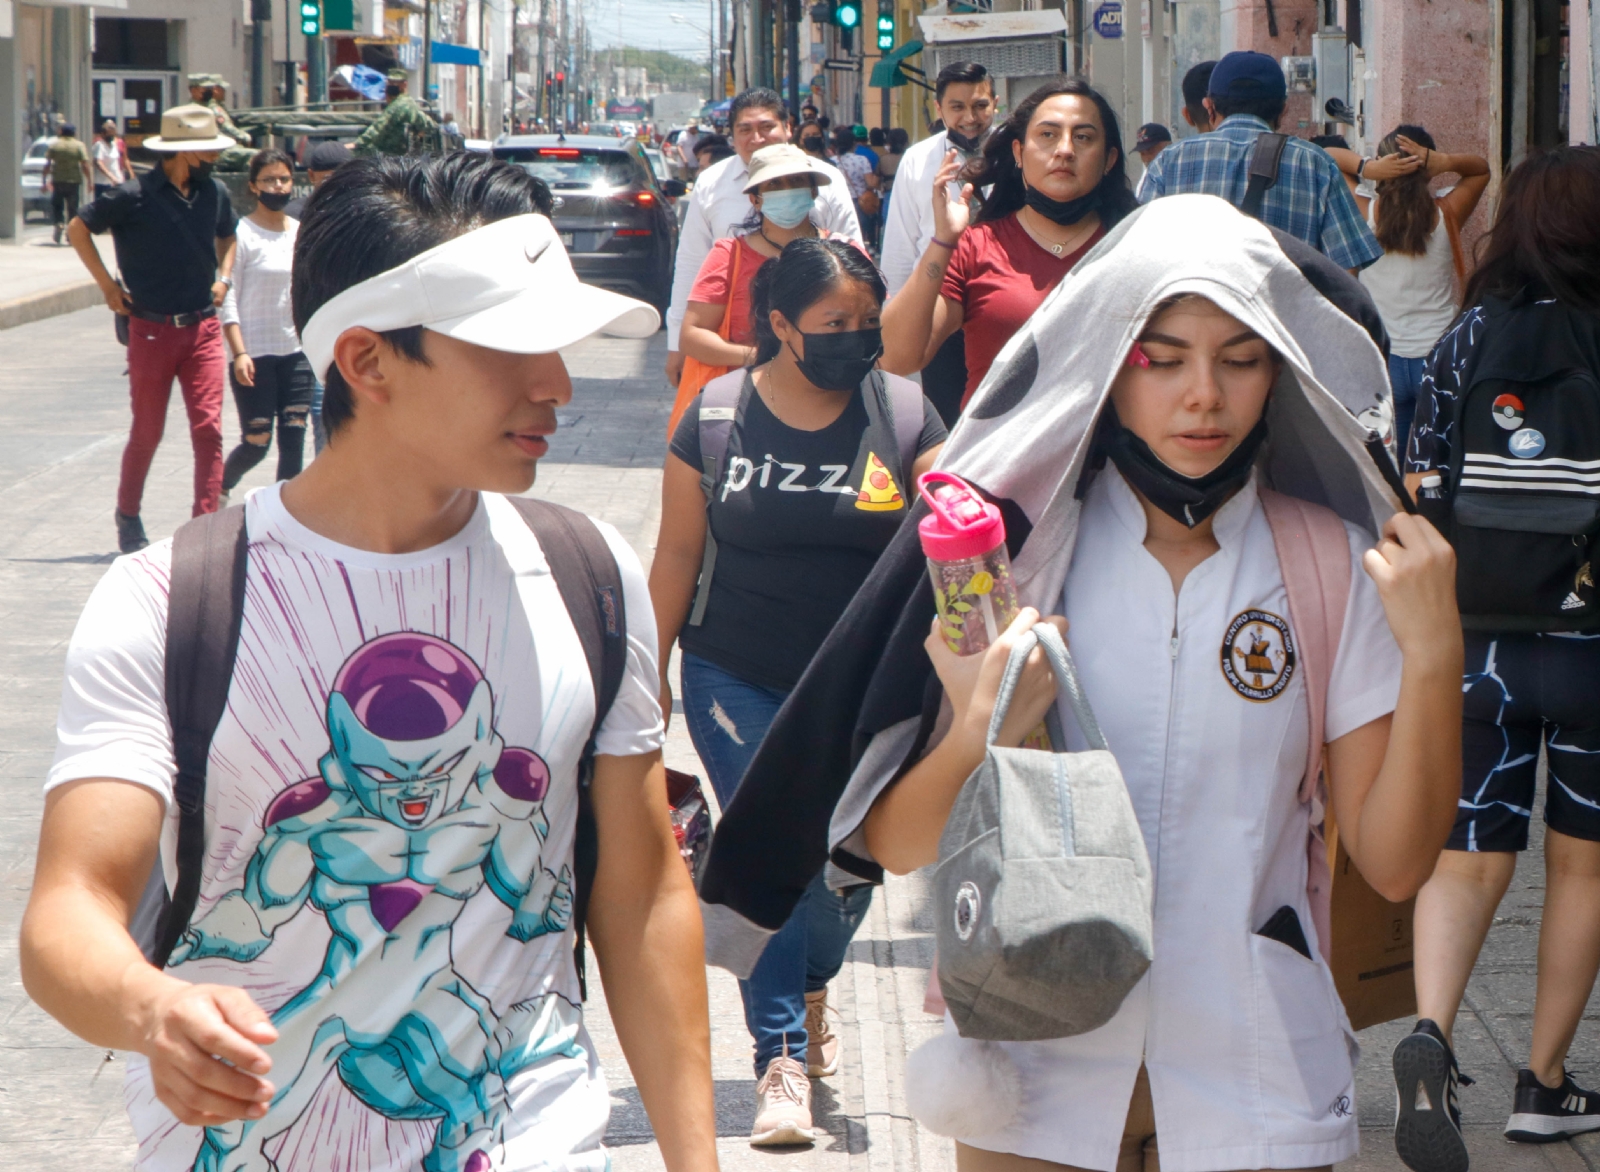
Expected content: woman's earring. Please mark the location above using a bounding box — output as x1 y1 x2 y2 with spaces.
1127 342 1151 369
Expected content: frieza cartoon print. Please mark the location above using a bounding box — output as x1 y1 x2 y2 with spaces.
169 632 575 1172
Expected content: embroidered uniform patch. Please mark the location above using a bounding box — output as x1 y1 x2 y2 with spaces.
1220 609 1296 702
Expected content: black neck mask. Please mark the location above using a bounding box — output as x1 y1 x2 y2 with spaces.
946 127 986 154
1022 178 1102 226
1102 406 1269 528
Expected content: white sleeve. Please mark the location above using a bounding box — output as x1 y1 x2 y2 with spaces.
220 227 246 329
45 547 178 807
667 183 717 351
815 162 864 243
592 522 666 758
880 153 925 296
1324 524 1404 742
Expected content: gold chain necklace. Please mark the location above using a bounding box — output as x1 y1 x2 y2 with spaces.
1018 207 1094 258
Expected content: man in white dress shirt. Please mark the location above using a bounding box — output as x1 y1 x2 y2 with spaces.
877 62 995 424
664 88 862 388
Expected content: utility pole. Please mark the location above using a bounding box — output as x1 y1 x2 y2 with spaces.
784 0 800 117
252 0 272 108
423 0 434 104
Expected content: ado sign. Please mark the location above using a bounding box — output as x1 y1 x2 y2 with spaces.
1093 0 1124 37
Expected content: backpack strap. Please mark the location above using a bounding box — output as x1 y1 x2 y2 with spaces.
148 505 250 967
1240 133 1289 221
1258 487 1351 961
687 370 751 627
506 496 626 1000
879 370 927 480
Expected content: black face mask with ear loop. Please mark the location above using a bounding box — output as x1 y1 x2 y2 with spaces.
1021 177 1104 226
787 328 884 393
1102 403 1270 529
256 191 291 212
946 127 986 153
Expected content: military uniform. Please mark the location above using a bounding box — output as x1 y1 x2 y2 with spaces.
190 73 255 172
353 73 439 156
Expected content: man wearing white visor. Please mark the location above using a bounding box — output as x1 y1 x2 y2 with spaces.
24 154 718 1172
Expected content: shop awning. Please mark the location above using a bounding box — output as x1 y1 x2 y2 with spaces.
429 41 482 67
868 40 924 88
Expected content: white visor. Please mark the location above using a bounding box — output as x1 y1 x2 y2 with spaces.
299 213 660 382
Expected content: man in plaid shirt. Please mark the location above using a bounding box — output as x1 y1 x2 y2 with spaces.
1140 51 1381 272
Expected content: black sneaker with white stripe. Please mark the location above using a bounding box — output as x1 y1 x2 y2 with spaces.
1506 1069 1600 1142
1393 1019 1471 1172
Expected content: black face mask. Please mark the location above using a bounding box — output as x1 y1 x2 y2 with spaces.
946 127 986 153
789 328 883 392
1022 179 1102 226
1103 406 1269 529
190 161 215 183
256 190 291 211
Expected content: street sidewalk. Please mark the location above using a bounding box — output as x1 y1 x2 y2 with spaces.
0 308 1595 1172
0 223 111 330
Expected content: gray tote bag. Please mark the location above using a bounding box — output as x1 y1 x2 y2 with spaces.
934 623 1154 1042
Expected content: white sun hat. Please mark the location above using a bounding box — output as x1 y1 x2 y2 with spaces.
140 103 239 152
299 213 659 382
741 143 834 194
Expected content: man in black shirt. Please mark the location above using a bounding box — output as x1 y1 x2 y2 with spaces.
67 104 239 552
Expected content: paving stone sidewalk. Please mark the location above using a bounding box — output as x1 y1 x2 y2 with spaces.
0 308 1594 1172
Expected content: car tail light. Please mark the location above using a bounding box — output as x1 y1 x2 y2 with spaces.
615 228 653 236
613 190 656 208
538 147 581 157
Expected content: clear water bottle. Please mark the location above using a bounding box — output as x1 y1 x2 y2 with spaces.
917 472 1022 657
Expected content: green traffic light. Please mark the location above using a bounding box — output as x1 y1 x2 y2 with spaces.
876 12 894 47
836 2 860 28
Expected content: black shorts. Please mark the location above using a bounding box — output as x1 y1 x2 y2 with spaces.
1451 630 1600 851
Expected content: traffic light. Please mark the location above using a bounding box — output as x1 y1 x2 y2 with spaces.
299 0 320 35
835 0 860 29
876 8 894 50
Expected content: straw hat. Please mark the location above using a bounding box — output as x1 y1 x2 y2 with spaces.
141 104 238 152
742 143 833 193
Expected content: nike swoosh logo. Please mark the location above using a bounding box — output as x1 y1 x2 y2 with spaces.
524 240 551 264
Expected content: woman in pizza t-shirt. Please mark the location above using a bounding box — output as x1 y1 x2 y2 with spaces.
881 78 1138 411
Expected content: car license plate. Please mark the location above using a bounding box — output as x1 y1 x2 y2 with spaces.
560 232 575 248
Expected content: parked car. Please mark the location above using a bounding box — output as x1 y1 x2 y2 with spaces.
493 134 686 313
642 147 688 225
21 138 50 221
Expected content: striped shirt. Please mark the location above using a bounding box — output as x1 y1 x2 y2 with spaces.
1139 115 1382 272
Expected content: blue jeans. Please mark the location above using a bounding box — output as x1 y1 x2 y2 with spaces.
680 653 873 1075
1388 354 1427 458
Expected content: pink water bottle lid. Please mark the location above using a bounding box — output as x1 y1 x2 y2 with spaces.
917 471 1006 561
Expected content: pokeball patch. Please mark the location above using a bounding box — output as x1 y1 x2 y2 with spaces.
1491 394 1525 430
1509 427 1546 459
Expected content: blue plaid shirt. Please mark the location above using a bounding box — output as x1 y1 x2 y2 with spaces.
1140 115 1382 271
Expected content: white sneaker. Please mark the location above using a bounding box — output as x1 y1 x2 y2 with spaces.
751 1055 816 1146
804 988 841 1077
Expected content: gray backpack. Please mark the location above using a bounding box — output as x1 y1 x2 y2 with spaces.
933 623 1154 1041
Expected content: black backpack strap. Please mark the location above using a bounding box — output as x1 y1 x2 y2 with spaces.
1240 133 1289 220
688 371 752 628
506 496 626 1000
149 505 249 967
878 370 927 481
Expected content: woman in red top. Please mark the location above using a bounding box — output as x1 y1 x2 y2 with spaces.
881 78 1137 408
680 146 835 367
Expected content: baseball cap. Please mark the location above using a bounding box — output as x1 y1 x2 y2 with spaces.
1134 123 1172 151
299 214 659 383
742 143 833 193
1206 51 1287 102
306 141 353 171
852 124 868 141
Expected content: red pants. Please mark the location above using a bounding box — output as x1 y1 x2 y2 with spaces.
119 315 224 518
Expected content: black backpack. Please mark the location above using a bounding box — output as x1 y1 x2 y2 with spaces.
1424 294 1600 631
130 497 625 997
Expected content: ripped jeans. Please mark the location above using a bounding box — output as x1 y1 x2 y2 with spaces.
680 652 874 1076
223 352 316 491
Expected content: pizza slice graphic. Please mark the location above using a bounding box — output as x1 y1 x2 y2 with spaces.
855 452 904 512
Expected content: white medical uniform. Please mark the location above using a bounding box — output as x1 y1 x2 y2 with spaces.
959 467 1402 1172
665 151 862 349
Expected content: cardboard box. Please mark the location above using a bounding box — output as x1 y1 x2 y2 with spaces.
1326 821 1417 1031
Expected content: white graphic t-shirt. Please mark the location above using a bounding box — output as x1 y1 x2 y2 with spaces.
47 485 665 1172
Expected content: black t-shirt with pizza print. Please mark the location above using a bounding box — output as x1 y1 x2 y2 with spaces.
671 380 946 691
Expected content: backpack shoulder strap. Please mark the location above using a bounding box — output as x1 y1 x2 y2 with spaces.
687 370 753 627
1258 486 1352 961
505 496 626 999
880 370 927 479
1240 132 1289 220
150 505 250 967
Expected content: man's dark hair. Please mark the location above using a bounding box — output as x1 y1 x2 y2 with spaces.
935 61 991 101
749 237 886 364
869 126 886 147
730 88 787 127
292 153 554 434
248 148 294 183
694 133 732 163
1181 61 1216 126
1211 90 1286 127
60 123 77 137
1310 134 1350 150
964 77 1137 228
887 127 909 152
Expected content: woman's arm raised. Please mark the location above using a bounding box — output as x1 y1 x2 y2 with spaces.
881 150 970 376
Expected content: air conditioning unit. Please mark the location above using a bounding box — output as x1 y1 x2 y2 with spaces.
915 9 1068 81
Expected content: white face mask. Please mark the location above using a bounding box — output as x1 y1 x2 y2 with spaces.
760 186 816 229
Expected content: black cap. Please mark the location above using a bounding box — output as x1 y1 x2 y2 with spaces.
1134 122 1172 150
306 141 353 171
1207 51 1287 102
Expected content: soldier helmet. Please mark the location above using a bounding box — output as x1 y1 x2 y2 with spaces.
386 68 411 83
187 73 211 87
